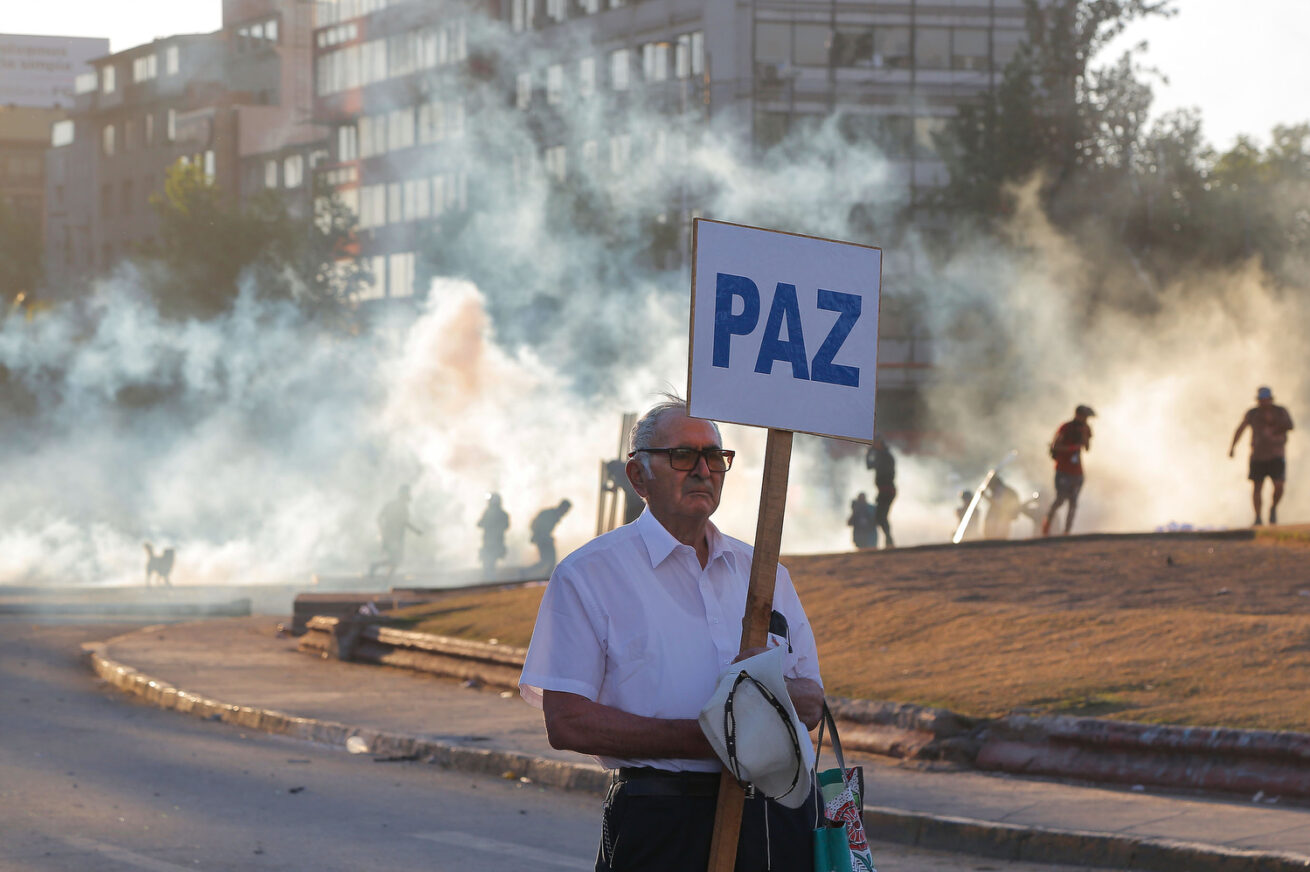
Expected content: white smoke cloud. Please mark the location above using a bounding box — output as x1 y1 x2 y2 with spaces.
6 14 1304 591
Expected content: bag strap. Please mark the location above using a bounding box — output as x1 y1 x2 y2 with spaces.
814 700 848 774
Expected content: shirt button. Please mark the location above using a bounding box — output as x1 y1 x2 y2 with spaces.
710 618 719 624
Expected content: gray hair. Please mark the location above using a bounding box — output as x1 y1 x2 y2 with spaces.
628 392 722 476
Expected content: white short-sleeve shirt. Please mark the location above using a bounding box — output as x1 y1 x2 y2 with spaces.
519 508 822 772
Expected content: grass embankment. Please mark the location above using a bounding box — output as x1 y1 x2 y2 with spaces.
391 530 1310 732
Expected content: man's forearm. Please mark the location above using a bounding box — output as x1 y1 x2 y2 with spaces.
542 691 716 760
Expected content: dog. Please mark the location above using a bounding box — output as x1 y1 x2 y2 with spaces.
143 543 175 587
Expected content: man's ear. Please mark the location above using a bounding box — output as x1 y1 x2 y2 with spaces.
626 458 650 500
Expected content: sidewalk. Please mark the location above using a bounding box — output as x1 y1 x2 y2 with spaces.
87 616 1310 872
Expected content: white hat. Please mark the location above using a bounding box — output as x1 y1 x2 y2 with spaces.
698 645 815 808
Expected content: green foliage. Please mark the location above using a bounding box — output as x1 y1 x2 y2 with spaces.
146 160 368 323
936 0 1310 288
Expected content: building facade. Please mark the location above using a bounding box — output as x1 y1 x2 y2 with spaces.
43 0 326 293
309 0 1026 435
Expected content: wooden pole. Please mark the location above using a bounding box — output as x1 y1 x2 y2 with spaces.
706 427 793 872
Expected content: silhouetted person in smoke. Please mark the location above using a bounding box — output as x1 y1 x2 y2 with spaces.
604 459 644 526
1229 386 1294 526
956 489 983 541
847 492 879 550
368 485 423 582
530 499 572 574
865 433 896 547
478 492 511 575
983 475 1021 540
1043 405 1094 536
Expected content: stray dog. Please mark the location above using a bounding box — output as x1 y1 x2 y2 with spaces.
143 543 175 587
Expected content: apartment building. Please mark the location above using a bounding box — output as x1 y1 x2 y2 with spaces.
43 0 326 292
310 0 1026 435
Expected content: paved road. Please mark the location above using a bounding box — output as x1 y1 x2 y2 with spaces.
0 616 1106 872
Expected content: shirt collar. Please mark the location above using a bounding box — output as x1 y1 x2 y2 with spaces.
635 507 737 571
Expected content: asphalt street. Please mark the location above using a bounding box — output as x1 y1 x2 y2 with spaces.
1 616 1108 872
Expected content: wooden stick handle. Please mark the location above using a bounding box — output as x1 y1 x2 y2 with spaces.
706 428 793 872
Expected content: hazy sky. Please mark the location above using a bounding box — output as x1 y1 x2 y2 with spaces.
6 1 1308 151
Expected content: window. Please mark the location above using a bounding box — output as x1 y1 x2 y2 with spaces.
338 123 358 160
133 54 157 82
203 150 215 181
358 184 385 228
915 28 950 69
266 18 278 42
101 124 115 156
284 154 304 188
511 0 533 32
101 65 116 94
831 27 875 67
609 134 630 173
875 27 912 69
167 109 177 141
265 159 279 188
516 71 532 109
51 119 74 147
582 139 598 165
387 182 402 224
755 23 789 64
580 0 600 11
953 29 988 71
388 108 415 151
578 57 595 97
388 252 415 297
642 42 669 82
609 48 631 91
544 145 567 181
793 24 829 66
75 72 97 94
123 119 136 151
546 65 563 104
166 45 180 75
993 28 1024 69
914 116 947 158
145 114 155 146
546 0 566 23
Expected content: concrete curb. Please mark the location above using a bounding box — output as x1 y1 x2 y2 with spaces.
86 629 1310 872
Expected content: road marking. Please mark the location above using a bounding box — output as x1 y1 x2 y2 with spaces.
60 835 198 871
411 831 588 869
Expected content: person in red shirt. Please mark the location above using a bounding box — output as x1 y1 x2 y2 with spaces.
1229 386 1294 525
1042 404 1094 536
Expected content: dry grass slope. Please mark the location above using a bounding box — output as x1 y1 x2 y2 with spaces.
396 528 1310 732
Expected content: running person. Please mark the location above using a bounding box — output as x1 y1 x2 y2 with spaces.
1229 386 1293 525
1042 405 1094 536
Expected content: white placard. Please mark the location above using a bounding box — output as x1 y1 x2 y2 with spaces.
688 218 881 442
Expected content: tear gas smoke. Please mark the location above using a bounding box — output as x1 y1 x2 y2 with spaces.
2 15 1304 589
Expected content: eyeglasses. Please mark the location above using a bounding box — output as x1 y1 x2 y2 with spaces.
629 447 736 472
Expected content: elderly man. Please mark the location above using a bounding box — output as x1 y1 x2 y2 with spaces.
519 395 824 872
1230 386 1294 526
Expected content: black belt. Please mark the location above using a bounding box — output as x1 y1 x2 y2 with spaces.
613 768 722 798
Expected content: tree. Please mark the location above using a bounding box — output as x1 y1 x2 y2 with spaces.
936 0 1174 221
146 160 367 322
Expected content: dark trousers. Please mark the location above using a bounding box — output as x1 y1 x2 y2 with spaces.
596 772 816 872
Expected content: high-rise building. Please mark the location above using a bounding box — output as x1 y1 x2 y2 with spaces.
310 0 1028 437
43 1 326 293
